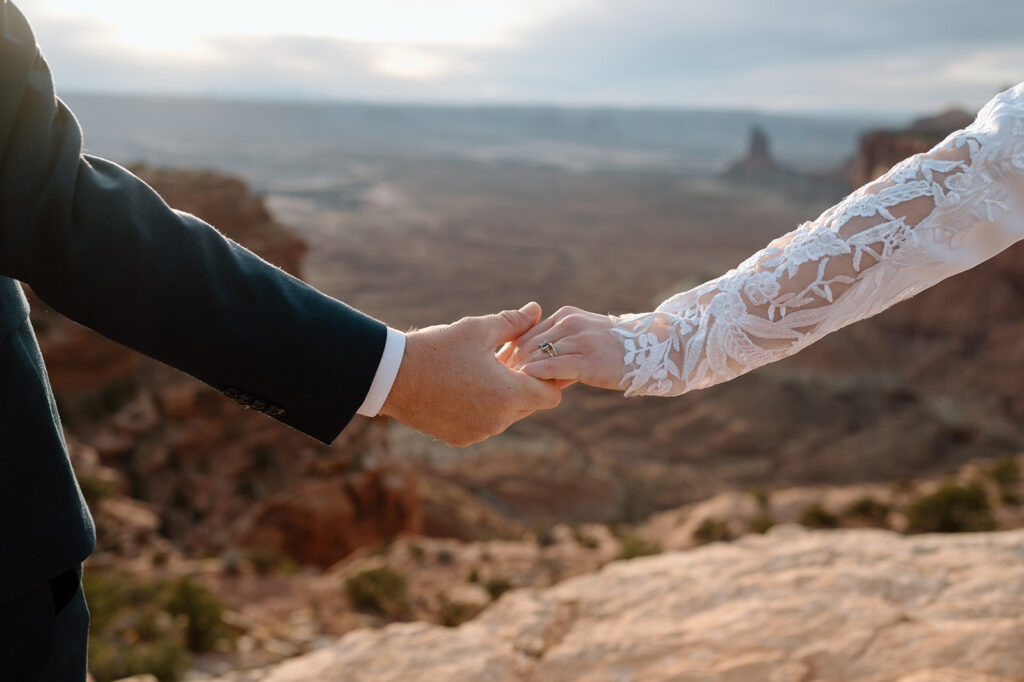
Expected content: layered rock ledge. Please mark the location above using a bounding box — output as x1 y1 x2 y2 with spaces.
200 526 1024 682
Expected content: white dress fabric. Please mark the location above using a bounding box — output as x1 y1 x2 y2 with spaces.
614 83 1024 396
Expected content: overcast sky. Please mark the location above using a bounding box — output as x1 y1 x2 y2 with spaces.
14 0 1024 114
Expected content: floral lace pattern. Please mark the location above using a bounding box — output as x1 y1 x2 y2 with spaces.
615 83 1024 396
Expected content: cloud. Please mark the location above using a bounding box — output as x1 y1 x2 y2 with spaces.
20 0 1024 113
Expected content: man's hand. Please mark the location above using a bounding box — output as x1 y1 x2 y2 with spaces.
379 302 562 447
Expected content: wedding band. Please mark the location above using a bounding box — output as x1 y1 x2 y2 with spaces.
539 340 558 357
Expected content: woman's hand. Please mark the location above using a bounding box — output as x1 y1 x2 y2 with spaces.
499 306 625 391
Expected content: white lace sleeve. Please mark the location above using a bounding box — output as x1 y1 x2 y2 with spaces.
615 83 1024 397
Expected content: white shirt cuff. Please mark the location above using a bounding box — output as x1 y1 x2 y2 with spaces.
356 327 406 417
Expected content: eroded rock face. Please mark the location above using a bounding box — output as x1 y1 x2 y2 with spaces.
198 527 1024 682
847 108 973 188
240 471 421 568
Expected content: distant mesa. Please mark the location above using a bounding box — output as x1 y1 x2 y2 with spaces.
724 104 978 202
721 125 849 201
723 126 790 180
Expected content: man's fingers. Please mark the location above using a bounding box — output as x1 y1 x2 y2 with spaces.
505 365 563 409
520 356 583 382
485 302 543 345
511 314 562 355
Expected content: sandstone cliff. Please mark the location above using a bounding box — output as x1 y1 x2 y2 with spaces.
847 108 974 187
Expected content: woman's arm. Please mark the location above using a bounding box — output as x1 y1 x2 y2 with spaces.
510 83 1024 394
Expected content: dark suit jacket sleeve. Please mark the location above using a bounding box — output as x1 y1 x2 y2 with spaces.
0 1 388 444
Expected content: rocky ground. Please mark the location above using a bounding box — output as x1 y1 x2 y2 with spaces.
192 526 1024 682
77 437 1023 680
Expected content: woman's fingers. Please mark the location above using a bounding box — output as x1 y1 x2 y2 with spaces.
513 336 576 370
520 355 584 382
495 341 515 364
507 306 586 365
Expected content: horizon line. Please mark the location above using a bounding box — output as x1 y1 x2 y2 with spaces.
59 89 916 123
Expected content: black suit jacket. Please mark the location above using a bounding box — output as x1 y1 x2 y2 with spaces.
0 1 387 603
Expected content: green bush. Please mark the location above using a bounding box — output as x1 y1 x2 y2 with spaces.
905 482 996 533
533 526 557 547
164 576 229 653
748 514 775 534
438 595 476 627
572 526 600 549
989 456 1021 504
84 570 230 682
749 486 771 511
89 636 188 682
615 534 662 560
842 497 890 527
83 376 141 421
345 567 410 615
692 517 733 545
483 577 512 600
77 475 118 505
247 549 297 576
798 503 839 529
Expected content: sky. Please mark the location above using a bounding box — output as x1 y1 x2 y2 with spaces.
14 0 1024 115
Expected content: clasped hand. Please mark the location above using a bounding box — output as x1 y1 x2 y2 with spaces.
379 303 622 447
501 306 624 390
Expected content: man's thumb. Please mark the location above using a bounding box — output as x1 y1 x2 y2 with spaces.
488 302 542 344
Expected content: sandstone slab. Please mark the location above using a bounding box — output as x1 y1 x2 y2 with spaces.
199 528 1024 682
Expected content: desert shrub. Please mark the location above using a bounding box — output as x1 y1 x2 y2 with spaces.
989 456 1021 504
891 479 914 494
533 525 557 547
749 486 771 511
798 503 839 529
89 636 188 682
905 482 996 533
435 548 455 565
748 514 775 534
438 595 478 627
83 376 141 421
483 577 513 600
842 497 890 527
616 534 662 560
85 569 229 682
407 543 426 560
345 567 410 615
77 475 118 505
164 576 229 653
572 526 600 549
692 517 733 545
246 549 297 576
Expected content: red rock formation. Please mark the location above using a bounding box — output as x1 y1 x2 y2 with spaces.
847 108 973 187
239 471 421 568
